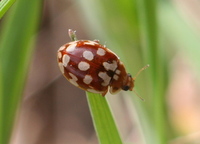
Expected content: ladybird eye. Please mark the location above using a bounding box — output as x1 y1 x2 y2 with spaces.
127 73 132 78
122 85 130 91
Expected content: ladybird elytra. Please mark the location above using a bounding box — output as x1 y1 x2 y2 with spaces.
57 29 149 97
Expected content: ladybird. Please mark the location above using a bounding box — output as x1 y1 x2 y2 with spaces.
57 29 149 97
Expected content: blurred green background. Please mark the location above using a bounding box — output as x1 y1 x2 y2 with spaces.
0 0 200 144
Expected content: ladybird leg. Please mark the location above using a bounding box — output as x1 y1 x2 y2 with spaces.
109 85 121 94
101 88 108 97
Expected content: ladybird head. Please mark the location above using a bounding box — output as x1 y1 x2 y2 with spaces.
121 73 134 91
120 64 150 92
120 64 149 92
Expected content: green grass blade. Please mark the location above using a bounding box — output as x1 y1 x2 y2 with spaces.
0 0 42 143
136 0 169 143
86 92 123 144
0 0 16 18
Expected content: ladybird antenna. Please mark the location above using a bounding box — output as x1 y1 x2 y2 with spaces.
133 64 150 80
133 89 145 101
68 29 77 41
132 64 149 101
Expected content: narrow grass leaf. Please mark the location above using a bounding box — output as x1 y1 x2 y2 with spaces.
135 0 170 143
0 0 42 143
86 92 123 144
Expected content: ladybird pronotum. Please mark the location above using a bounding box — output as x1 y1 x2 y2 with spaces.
57 29 149 97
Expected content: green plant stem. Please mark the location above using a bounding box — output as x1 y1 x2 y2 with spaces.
0 0 16 18
86 92 123 144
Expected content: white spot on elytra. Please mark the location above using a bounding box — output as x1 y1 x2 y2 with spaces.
69 73 78 86
57 52 62 59
84 41 97 46
83 51 94 61
115 69 121 75
59 45 66 51
113 74 119 80
87 89 102 94
103 60 117 71
69 73 78 80
66 43 76 52
78 61 90 71
62 54 70 67
58 62 64 74
97 48 106 56
98 72 111 86
83 75 93 84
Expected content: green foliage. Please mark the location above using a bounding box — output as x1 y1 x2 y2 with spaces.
0 0 42 143
78 0 200 144
0 0 199 143
78 0 167 143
